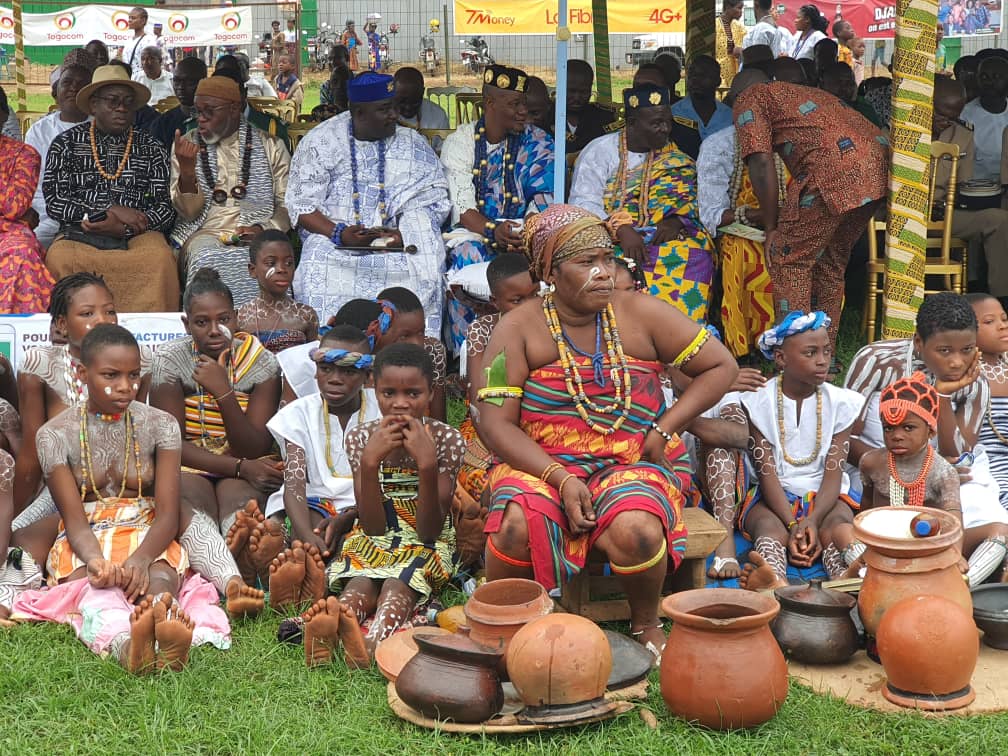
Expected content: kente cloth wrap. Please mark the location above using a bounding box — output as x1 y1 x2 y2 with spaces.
757 310 831 359
326 418 464 598
458 414 493 501
602 141 716 322
522 204 612 281
255 328 307 354
47 496 188 585
0 136 54 313
879 371 939 432
485 356 688 591
719 165 775 358
739 489 859 541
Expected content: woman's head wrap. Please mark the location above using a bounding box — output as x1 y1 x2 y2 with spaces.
879 372 939 432
757 310 831 359
522 204 613 281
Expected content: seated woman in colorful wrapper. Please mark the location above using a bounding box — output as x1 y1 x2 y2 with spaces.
323 343 465 657
738 312 866 592
263 325 381 611
150 269 285 588
236 230 319 354
474 204 738 659
6 273 263 620
970 293 1008 513
858 373 1008 585
9 325 230 672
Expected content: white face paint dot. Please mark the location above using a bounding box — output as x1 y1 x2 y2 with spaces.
266 266 277 279
132 383 139 391
104 386 113 395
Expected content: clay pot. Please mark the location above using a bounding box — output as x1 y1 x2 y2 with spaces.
772 579 859 664
854 507 971 638
463 578 553 656
971 584 1008 649
394 630 504 723
660 588 787 730
507 614 612 708
877 594 979 711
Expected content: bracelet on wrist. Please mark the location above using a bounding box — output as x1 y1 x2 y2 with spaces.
216 388 235 402
235 458 244 479
557 473 577 498
331 222 348 244
651 422 675 444
786 519 798 531
540 462 563 484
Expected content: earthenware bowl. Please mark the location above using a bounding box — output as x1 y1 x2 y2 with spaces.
772 579 859 664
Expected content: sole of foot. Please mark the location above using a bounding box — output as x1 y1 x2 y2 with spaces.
249 518 286 581
227 500 265 585
225 577 265 618
268 545 306 610
301 543 327 604
153 594 194 672
126 595 157 674
739 551 789 591
337 602 370 669
303 596 341 668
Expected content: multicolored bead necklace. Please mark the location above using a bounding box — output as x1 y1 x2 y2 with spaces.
887 445 934 508
192 339 235 442
471 118 523 219
78 405 142 503
348 119 387 225
604 129 656 227
542 292 632 435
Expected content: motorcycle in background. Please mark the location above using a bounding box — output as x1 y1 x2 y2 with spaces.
311 23 336 71
420 19 440 74
460 36 493 74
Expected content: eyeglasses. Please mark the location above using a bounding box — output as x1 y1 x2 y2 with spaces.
92 94 136 111
195 104 232 120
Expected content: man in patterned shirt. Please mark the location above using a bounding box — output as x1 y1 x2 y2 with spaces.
43 65 178 312
732 72 888 349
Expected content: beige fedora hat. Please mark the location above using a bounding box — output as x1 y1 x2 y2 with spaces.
76 64 150 113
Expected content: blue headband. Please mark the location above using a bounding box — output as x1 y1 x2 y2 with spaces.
365 299 396 350
309 348 374 369
757 310 831 359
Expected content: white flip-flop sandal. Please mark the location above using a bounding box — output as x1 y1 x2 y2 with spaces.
708 556 741 579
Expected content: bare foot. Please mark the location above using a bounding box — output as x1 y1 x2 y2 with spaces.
268 545 306 610
153 594 194 671
301 542 327 604
225 576 264 618
337 601 370 669
707 540 742 580
249 518 286 581
303 596 341 668
739 551 789 591
126 595 157 674
226 500 262 585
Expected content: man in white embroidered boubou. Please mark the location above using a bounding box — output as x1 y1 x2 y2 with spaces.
171 75 291 308
285 72 451 335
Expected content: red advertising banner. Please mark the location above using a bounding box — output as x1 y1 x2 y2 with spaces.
772 0 1001 38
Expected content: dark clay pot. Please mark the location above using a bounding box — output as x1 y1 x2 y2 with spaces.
772 579 859 664
394 630 504 723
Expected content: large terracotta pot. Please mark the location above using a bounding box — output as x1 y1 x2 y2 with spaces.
464 578 553 656
877 594 979 711
507 614 612 708
772 579 859 664
395 630 504 723
854 507 971 638
660 588 787 730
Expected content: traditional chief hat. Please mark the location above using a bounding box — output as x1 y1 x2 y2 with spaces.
76 64 149 113
623 84 670 111
483 64 529 92
348 71 396 103
195 76 241 103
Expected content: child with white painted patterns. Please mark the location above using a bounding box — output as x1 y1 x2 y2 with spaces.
860 374 1008 584
263 325 382 612
739 312 866 591
327 343 464 657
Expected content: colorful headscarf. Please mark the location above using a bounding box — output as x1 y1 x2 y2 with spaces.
309 348 374 369
522 204 613 281
879 372 939 432
365 299 396 350
757 310 831 359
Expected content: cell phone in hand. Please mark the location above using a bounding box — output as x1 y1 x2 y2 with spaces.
84 210 108 224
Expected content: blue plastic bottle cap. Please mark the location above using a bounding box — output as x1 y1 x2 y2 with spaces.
914 521 931 536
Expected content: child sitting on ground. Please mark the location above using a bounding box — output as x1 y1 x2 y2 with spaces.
11 325 230 672
263 325 382 610
323 343 463 657
237 230 319 354
860 374 1008 584
739 312 866 590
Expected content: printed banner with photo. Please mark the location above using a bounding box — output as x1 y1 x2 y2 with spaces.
0 5 253 47
453 0 686 35
0 313 186 375
774 0 1000 38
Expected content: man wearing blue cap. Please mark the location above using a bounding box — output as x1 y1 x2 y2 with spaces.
440 64 555 352
569 84 717 323
285 72 450 335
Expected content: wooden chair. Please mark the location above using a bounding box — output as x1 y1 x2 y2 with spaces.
427 85 475 123
154 96 179 113
556 507 727 621
248 96 282 111
419 128 453 155
286 122 314 151
15 111 46 139
863 140 968 342
455 92 484 125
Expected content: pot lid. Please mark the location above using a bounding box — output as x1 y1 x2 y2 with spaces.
775 579 856 611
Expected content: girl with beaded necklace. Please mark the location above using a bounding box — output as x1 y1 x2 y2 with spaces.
260 325 381 606
738 312 865 592
857 373 1008 585
150 268 284 586
970 293 1008 511
10 324 231 673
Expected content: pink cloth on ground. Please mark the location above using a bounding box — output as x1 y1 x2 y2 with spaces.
10 572 231 656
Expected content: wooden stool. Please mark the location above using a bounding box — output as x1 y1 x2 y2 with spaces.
556 507 727 622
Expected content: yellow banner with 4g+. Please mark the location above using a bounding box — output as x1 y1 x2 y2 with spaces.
452 0 686 35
